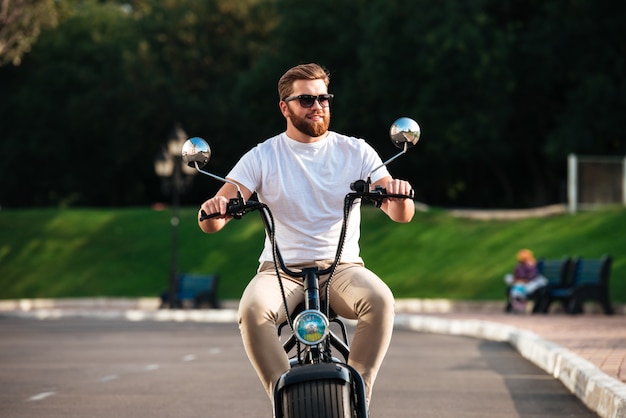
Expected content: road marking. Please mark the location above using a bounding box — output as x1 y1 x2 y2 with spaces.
99 374 118 382
208 347 221 355
144 364 160 371
182 354 196 362
28 391 55 401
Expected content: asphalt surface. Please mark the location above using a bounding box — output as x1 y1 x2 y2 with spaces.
1 298 625 418
0 317 596 418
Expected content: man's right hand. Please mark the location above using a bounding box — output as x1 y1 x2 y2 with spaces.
198 195 233 233
200 195 231 218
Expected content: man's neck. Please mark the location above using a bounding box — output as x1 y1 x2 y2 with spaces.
285 127 329 143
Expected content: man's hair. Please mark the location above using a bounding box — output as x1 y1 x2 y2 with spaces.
278 63 330 100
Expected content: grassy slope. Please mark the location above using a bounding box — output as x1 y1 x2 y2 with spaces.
0 206 624 302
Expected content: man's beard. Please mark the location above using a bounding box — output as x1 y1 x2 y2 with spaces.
289 109 330 137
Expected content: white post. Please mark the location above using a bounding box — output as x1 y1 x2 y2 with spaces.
568 154 577 214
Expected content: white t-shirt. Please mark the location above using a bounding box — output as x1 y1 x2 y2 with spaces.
227 131 390 264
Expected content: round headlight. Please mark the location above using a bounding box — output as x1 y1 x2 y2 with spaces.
293 310 329 345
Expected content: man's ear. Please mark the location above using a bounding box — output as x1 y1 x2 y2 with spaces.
279 101 290 118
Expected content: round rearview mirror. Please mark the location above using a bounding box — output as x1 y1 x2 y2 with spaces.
182 137 211 168
389 117 420 149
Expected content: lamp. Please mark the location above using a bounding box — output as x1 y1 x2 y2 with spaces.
154 124 196 308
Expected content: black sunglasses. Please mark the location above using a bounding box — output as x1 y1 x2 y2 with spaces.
283 94 334 108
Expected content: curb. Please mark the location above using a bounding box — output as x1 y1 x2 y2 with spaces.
2 308 239 322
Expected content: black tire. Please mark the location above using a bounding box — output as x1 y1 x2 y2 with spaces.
281 378 353 418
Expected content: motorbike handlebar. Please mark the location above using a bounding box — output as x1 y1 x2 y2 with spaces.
199 187 414 222
198 182 415 289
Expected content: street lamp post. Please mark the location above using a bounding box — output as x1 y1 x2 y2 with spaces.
154 124 196 309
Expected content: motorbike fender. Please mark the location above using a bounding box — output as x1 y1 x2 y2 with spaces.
273 363 368 417
275 362 353 392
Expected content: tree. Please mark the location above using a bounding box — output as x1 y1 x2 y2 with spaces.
0 0 59 66
0 1 163 206
1 0 624 208
0 0 280 207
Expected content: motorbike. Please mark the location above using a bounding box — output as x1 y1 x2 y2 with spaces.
181 117 420 418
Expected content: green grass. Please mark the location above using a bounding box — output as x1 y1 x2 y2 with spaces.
1 206 625 302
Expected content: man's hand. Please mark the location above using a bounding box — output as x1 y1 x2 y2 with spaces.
383 178 413 202
200 195 231 219
375 177 415 223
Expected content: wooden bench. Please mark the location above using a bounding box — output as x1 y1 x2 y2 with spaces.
160 273 220 309
536 256 613 315
531 257 574 313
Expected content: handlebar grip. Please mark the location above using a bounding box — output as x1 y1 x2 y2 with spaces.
199 210 222 221
385 189 415 199
379 187 414 200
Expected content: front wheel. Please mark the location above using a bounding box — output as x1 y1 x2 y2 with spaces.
281 378 353 418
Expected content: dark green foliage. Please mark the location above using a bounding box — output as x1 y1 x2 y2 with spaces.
0 0 624 208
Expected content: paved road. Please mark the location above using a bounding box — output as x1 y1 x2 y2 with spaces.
0 317 596 417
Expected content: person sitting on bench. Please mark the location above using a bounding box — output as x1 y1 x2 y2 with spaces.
504 249 547 313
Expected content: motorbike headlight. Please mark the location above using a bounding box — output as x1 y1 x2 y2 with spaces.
293 310 329 345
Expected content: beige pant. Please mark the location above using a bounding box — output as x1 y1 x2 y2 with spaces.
237 260 395 406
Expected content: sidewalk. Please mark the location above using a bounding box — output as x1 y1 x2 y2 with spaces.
2 297 625 418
